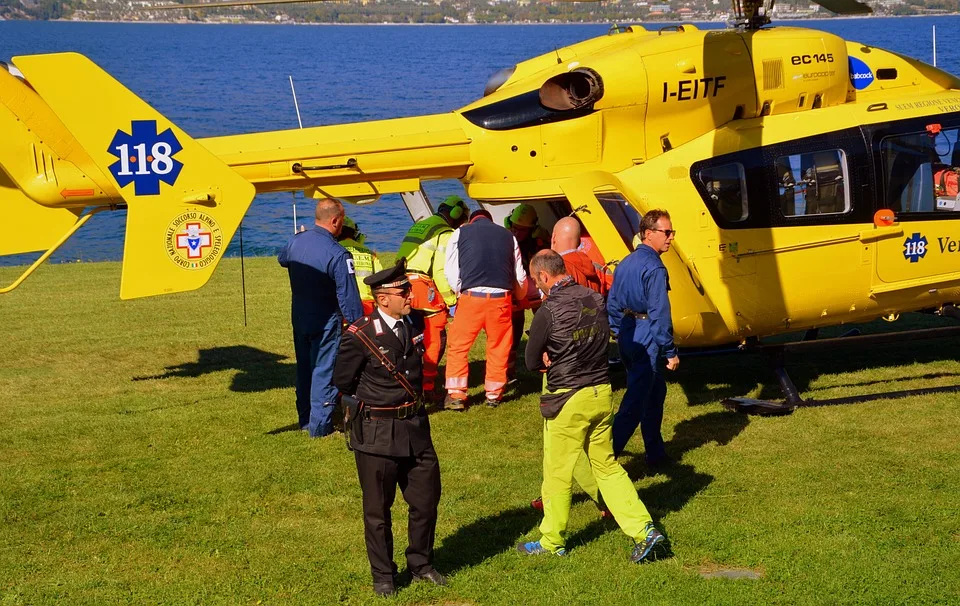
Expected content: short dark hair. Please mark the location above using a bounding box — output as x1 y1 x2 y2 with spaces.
529 249 567 278
639 209 670 240
469 209 492 222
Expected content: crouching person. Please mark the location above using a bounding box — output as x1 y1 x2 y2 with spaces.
334 261 446 597
517 250 667 563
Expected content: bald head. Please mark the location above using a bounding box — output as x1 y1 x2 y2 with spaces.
551 217 582 253
315 198 345 236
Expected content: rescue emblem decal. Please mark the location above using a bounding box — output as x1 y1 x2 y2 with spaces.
902 232 928 263
165 211 224 270
108 120 184 196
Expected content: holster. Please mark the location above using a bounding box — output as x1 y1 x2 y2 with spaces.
341 394 364 451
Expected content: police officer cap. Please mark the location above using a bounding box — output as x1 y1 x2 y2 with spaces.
364 259 410 290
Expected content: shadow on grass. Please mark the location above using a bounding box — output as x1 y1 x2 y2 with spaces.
433 505 541 574
565 410 748 550
669 322 960 406
133 345 294 393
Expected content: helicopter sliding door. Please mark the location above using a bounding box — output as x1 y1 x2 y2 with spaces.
558 171 637 265
868 115 960 291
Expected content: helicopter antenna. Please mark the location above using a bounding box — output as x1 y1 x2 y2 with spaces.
554 47 562 65
933 25 937 67
289 75 303 233
289 75 303 128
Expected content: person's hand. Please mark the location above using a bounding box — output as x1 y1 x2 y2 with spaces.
666 356 679 371
298 224 306 233
542 352 552 367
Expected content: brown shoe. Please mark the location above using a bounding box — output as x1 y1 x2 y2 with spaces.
443 394 466 411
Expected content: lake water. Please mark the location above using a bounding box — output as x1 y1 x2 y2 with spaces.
2 17 959 265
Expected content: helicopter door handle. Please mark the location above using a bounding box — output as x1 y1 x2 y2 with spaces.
859 226 903 243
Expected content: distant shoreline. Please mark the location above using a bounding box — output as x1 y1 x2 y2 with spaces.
14 12 957 27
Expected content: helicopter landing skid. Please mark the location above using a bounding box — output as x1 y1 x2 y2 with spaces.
723 321 960 415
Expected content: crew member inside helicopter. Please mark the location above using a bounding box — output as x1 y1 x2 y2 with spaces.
504 204 550 383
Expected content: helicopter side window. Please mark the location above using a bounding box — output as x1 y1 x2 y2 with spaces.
776 150 849 217
594 192 641 249
698 163 748 223
881 128 960 213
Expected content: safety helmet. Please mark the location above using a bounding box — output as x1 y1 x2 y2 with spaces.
438 195 469 221
341 215 364 243
505 204 539 230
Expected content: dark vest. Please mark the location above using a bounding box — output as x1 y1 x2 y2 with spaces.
538 281 610 417
457 218 516 291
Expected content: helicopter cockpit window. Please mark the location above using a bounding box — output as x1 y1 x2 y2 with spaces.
776 150 849 217
698 163 748 223
881 127 960 213
594 192 641 249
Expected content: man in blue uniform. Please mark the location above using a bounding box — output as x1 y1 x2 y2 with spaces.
278 197 364 437
607 209 680 465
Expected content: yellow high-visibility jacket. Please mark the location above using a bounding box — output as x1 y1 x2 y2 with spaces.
340 238 382 302
396 214 456 307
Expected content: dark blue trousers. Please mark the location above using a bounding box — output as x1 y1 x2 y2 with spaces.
612 341 667 461
293 314 343 437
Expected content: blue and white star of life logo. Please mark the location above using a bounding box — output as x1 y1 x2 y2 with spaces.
107 120 184 196
902 232 928 263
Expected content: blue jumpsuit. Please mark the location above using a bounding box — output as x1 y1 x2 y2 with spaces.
279 227 364 437
607 244 677 462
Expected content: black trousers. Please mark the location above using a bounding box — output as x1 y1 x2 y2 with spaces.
355 446 441 583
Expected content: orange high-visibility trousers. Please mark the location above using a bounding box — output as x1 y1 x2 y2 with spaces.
445 292 513 401
407 274 448 392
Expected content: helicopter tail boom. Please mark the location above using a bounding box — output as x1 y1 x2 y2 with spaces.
199 112 472 203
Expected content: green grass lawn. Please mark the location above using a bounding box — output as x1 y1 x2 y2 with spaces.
1 258 959 605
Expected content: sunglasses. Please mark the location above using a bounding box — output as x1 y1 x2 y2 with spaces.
379 288 411 297
651 228 677 237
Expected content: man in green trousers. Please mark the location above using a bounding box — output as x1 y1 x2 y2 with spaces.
517 250 667 562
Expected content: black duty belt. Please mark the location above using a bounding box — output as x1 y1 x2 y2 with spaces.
364 401 422 420
463 290 509 299
626 310 649 320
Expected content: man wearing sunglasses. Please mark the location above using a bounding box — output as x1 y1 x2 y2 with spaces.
607 209 680 468
334 260 445 597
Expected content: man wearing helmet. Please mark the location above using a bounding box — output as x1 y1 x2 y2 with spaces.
396 195 470 402
338 216 383 316
504 203 550 383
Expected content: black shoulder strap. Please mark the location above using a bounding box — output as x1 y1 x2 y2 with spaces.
348 323 419 401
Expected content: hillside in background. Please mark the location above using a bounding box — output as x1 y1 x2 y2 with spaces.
2 0 957 24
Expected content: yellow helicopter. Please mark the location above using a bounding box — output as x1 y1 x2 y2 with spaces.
4 0 960 409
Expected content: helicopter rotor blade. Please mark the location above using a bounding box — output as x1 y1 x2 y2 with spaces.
811 0 872 14
150 0 326 10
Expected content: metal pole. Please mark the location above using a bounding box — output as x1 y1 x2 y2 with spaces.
239 221 248 327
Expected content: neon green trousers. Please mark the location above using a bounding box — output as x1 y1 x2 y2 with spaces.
539 383 653 552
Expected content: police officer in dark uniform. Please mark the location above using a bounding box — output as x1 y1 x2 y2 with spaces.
607 209 680 465
278 197 364 437
334 261 445 598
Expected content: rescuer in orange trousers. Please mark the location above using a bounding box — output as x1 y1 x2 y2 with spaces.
443 209 528 409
